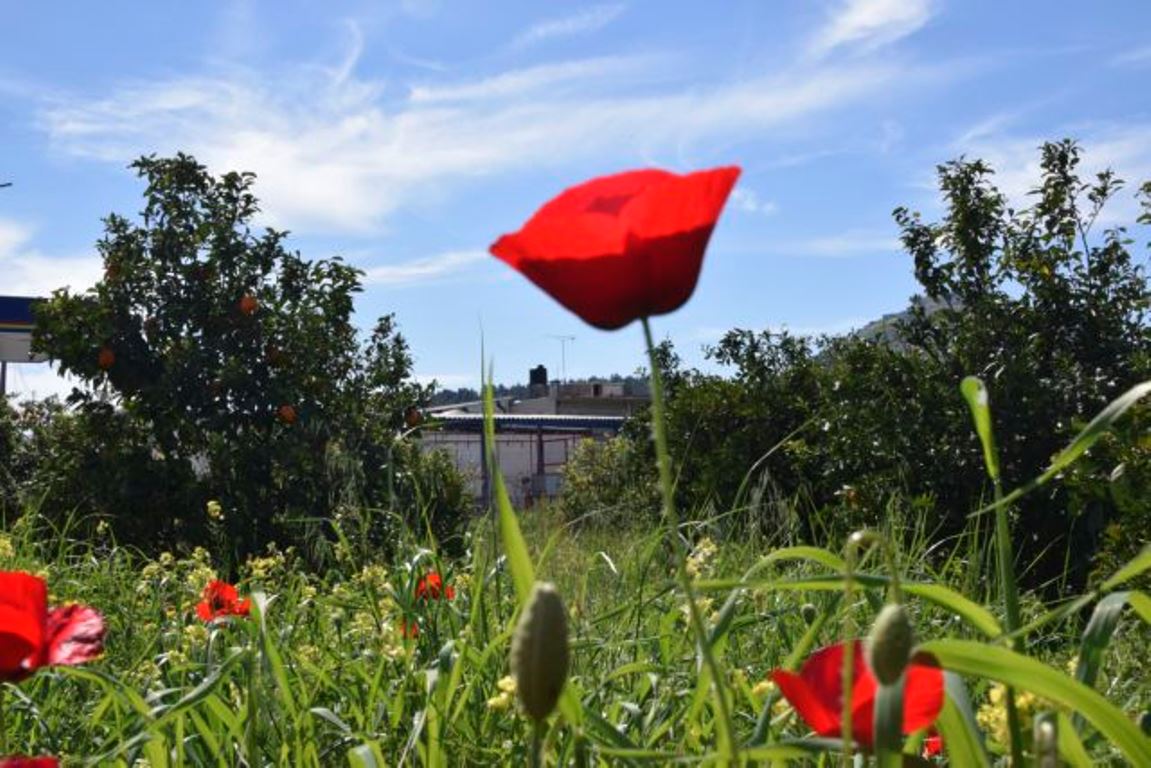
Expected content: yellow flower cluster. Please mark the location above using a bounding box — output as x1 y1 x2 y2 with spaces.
206 500 224 521
685 537 718 578
976 683 1040 746
244 545 287 582
0 534 14 560
486 675 517 710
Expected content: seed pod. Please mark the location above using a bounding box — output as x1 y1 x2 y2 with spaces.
800 603 818 625
511 582 570 722
866 603 915 686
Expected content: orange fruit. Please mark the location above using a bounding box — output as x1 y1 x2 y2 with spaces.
97 346 116 370
277 404 297 424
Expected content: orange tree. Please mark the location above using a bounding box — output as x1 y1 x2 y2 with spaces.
30 154 451 563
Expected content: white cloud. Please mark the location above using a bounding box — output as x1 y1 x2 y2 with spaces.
731 187 778 215
950 122 1151 224
0 218 101 295
362 249 487 285
38 49 910 236
1111 46 1151 67
512 4 626 49
777 229 900 256
809 0 933 58
409 55 656 103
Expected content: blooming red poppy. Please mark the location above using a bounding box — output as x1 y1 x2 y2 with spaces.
415 572 455 601
923 733 944 758
771 640 943 749
400 620 419 638
490 166 741 330
0 757 59 767
196 580 252 622
0 571 105 684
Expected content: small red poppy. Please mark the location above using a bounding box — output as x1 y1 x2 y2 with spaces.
0 571 105 684
415 572 455 601
238 294 259 315
770 640 943 749
0 757 60 767
401 620 419 638
196 580 252 622
923 733 943 758
490 166 741 330
277 404 298 425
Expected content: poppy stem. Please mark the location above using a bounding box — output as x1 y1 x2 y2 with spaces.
0 685 6 754
641 317 737 763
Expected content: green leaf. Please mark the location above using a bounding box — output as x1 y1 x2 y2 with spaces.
919 639 1151 766
1128 591 1151 625
756 574 1002 638
974 381 1151 517
1075 591 1131 690
961 376 1000 482
1056 712 1094 768
934 673 990 768
1101 545 1151 591
484 379 535 605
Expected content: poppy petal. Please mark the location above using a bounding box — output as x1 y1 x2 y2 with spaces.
0 757 60 767
771 668 841 737
490 165 741 330
44 604 104 667
902 662 946 733
0 572 47 681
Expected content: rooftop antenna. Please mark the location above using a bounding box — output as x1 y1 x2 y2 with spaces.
547 334 575 382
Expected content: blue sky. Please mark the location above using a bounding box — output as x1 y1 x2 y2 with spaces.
3 0 1150 398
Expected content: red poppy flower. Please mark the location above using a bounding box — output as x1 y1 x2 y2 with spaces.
415 572 455 601
490 166 741 330
0 757 59 767
400 620 419 638
196 580 252 622
923 733 944 758
0 571 105 684
771 640 943 749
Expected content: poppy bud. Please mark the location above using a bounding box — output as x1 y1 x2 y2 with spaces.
866 603 915 686
511 582 570 722
800 603 818 625
97 346 115 370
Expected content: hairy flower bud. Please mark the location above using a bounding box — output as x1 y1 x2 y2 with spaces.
866 603 915 686
511 582 570 722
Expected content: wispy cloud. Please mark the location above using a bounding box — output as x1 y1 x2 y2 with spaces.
38 41 913 235
731 187 778 215
409 55 658 104
809 0 933 58
950 121 1151 222
362 249 487 285
512 4 626 49
774 229 900 256
1111 46 1151 67
0 218 101 295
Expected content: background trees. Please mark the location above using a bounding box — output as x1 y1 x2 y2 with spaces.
561 140 1150 588
15 155 466 563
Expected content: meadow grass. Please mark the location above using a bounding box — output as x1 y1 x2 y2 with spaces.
0 491 1147 766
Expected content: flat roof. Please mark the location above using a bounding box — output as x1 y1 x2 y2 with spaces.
429 413 625 433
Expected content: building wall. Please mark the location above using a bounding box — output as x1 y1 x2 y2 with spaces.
421 430 590 508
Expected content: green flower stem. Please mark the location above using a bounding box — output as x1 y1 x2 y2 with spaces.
993 479 1026 767
642 317 736 763
0 685 6 755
